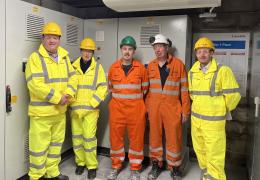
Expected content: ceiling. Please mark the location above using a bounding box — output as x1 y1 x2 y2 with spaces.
23 0 260 31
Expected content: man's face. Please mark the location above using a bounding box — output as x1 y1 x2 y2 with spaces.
153 43 168 59
195 48 214 65
81 49 94 61
121 45 135 62
42 34 60 53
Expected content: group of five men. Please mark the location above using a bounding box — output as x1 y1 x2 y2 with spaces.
25 22 241 180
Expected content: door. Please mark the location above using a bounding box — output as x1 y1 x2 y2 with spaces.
248 30 260 180
0 0 6 179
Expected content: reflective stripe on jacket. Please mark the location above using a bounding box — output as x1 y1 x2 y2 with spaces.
70 57 108 117
146 54 190 116
108 59 148 100
188 58 241 123
25 44 76 116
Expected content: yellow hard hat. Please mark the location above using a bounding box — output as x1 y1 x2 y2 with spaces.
80 38 96 50
194 37 215 51
42 22 62 36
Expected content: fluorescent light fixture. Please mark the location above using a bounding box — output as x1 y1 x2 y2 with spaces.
103 0 221 12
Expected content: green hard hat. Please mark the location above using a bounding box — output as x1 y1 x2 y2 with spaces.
120 36 136 49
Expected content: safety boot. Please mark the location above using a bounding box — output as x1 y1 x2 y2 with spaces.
107 168 121 180
88 169 97 180
52 174 69 180
170 166 182 180
75 165 85 175
148 160 162 180
128 170 140 180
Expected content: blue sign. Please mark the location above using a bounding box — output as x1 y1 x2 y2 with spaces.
213 41 246 49
257 40 260 49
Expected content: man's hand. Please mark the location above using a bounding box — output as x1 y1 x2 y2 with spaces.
58 94 70 105
182 114 189 123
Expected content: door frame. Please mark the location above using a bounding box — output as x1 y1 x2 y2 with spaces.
0 0 6 179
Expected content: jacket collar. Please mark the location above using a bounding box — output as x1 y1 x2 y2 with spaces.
114 59 140 68
38 44 68 60
191 58 218 73
72 56 97 75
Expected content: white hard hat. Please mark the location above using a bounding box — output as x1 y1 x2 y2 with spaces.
150 34 169 45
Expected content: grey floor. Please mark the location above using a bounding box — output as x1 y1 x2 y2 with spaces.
59 155 249 180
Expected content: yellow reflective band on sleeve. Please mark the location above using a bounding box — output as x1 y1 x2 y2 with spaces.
45 89 55 101
97 82 108 87
30 102 53 106
68 84 76 93
69 71 75 77
222 88 240 94
190 91 223 96
70 105 97 111
26 73 45 82
93 94 102 103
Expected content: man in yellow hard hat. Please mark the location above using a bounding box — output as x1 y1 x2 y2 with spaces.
25 22 77 180
69 37 108 179
188 37 241 180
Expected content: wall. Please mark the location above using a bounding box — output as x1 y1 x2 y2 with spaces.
5 0 83 179
84 16 192 167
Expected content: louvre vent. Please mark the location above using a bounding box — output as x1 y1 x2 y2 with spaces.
26 14 44 41
24 133 29 163
66 24 79 45
140 25 161 47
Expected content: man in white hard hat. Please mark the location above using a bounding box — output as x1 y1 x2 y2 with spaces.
146 34 190 180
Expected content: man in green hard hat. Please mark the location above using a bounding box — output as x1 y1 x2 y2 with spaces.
107 36 148 180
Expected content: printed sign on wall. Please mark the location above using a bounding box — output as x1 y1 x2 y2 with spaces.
193 33 250 97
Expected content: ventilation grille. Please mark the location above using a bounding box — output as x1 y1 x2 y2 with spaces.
24 133 29 163
66 24 79 45
140 25 161 47
26 14 44 41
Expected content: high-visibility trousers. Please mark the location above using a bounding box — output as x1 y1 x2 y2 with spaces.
29 114 66 180
192 122 226 180
71 110 99 169
109 98 146 170
148 101 182 168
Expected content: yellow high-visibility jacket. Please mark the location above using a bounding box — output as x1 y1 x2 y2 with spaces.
70 57 108 118
25 44 77 116
188 59 241 129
